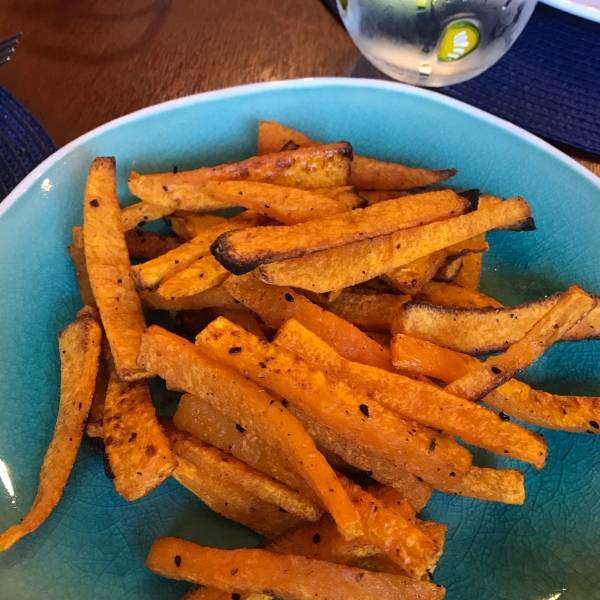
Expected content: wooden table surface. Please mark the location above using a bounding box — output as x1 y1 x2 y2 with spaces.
0 0 598 177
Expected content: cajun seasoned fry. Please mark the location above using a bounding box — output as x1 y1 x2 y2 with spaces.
266 483 443 580
382 252 446 295
83 157 149 380
383 238 488 295
172 454 304 539
391 334 600 433
223 275 417 376
257 120 456 190
207 308 265 338
290 399 523 504
266 480 438 559
196 318 473 486
452 234 485 290
167 212 229 240
86 349 109 437
444 285 597 402
129 142 353 210
131 213 264 290
274 319 547 469
212 190 475 274
266 514 381 567
327 292 411 333
102 352 176 502
485 381 600 433
121 201 173 231
285 403 432 511
391 334 475 382
415 281 503 309
443 237 490 259
124 229 183 259
337 475 439 578
442 467 525 504
256 197 532 293
68 226 96 308
433 257 463 283
203 181 352 225
156 255 230 299
0 309 101 551
479 195 536 232
162 419 322 521
138 326 363 540
174 394 319 502
394 292 600 355
139 286 239 311
145 538 447 600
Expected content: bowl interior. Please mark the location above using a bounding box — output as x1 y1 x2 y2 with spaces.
1 79 599 600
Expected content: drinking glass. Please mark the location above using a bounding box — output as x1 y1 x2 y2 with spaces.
337 0 538 86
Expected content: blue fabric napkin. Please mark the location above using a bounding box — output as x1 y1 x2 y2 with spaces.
0 85 56 202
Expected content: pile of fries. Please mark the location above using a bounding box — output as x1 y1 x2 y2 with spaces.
3 121 600 600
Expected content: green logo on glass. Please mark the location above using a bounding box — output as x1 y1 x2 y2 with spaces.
438 21 481 62
339 0 348 9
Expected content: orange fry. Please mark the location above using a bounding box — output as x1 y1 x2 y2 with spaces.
138 326 363 540
167 212 229 240
338 475 439 578
0 309 101 551
223 275 416 377
416 281 503 309
257 120 456 190
83 157 148 380
172 454 304 539
275 319 547 469
174 394 319 503
103 353 176 501
121 201 173 231
256 197 531 292
393 292 600 355
129 142 353 210
138 285 238 311
285 402 432 512
156 255 230 299
196 318 473 486
203 180 352 224
391 334 600 433
445 285 597 401
212 190 474 274
163 420 322 521
327 292 411 333
131 213 263 290
146 537 446 600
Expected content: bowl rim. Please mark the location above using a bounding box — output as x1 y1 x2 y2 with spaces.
1 76 598 223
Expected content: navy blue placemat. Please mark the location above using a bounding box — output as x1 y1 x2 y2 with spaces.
0 85 57 202
324 0 600 155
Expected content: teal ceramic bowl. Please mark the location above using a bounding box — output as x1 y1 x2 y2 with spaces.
1 79 599 600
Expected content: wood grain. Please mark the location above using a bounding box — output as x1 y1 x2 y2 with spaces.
0 0 597 176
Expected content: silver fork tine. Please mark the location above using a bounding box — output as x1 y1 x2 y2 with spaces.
0 49 15 64
0 33 21 67
0 32 22 51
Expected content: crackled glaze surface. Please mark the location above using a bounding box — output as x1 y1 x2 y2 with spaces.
0 79 599 599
